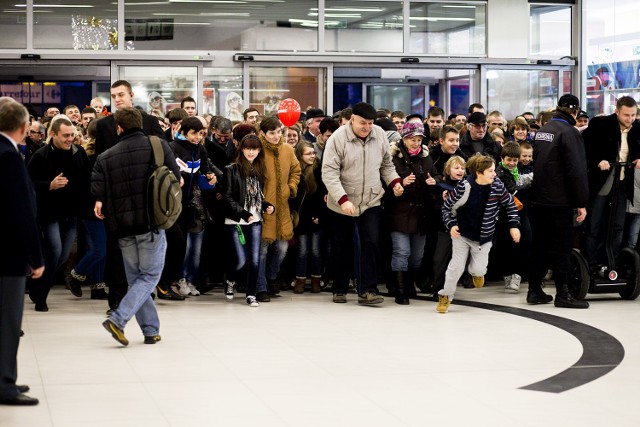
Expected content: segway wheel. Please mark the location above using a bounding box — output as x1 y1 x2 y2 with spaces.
569 248 590 300
617 248 640 300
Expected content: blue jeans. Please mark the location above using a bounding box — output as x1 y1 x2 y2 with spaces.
257 239 289 293
390 231 426 271
32 217 77 303
623 213 640 249
328 206 381 294
583 191 626 269
110 231 166 337
295 231 323 277
75 219 107 283
181 230 204 283
227 223 262 296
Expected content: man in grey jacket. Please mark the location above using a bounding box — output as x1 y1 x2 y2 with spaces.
322 102 403 304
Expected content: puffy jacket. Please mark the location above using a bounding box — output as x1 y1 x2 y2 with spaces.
386 141 435 234
322 123 400 216
531 111 589 208
91 129 180 238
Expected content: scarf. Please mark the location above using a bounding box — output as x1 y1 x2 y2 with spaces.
500 162 519 182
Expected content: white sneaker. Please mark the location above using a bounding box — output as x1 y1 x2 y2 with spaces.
186 281 200 296
225 280 235 301
508 274 521 292
503 275 513 289
246 295 259 307
172 278 191 296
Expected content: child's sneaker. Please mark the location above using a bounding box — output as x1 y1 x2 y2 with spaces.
508 274 521 292
472 275 485 288
246 295 259 307
503 275 513 290
186 281 200 296
436 294 450 313
225 280 235 300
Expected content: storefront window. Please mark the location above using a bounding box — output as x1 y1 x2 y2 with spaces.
118 66 197 116
530 5 571 58
0 0 26 48
409 2 486 55
486 69 559 120
249 67 326 116
203 68 243 118
584 0 640 115
324 1 403 53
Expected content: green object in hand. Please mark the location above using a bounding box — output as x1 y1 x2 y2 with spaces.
236 224 246 245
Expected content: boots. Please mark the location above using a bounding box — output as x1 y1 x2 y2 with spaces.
394 271 410 305
526 282 553 304
293 277 306 294
267 278 280 296
311 275 322 293
90 283 109 300
554 284 589 309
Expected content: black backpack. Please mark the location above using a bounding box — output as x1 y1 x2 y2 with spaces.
147 136 182 230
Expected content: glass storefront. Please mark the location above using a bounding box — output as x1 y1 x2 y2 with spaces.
486 69 559 120
529 4 571 58
0 0 26 48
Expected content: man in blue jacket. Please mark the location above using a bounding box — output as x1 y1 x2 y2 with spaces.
0 98 43 405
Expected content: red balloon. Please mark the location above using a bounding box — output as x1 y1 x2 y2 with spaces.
277 98 301 127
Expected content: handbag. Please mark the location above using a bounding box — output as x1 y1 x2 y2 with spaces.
291 192 306 229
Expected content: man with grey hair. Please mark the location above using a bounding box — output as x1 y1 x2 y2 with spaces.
21 120 45 164
0 98 44 405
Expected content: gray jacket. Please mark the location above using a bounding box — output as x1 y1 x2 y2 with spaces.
322 123 400 216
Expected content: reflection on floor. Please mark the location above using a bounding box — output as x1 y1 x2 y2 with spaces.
5 284 640 427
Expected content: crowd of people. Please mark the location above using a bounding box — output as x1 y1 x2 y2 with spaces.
2 80 640 404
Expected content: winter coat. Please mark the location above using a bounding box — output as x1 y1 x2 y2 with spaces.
459 131 502 165
321 123 400 216
290 163 327 235
260 134 301 242
386 141 435 234
531 111 589 208
91 128 180 238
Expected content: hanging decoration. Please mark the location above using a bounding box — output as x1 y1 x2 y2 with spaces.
71 15 135 50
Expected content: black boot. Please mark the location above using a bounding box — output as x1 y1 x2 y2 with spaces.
90 283 109 300
526 282 553 304
554 284 589 309
394 271 410 305
406 269 418 297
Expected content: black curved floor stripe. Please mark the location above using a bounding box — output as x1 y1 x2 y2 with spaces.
445 298 625 393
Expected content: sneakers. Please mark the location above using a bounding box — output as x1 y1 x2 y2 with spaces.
171 278 191 296
68 269 85 297
90 282 109 300
225 280 235 300
472 275 484 288
332 293 347 303
436 294 450 313
358 292 384 305
144 334 161 344
186 281 200 296
505 274 521 292
156 285 186 301
246 295 260 307
102 319 128 346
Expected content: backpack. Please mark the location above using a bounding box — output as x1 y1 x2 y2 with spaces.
147 136 182 230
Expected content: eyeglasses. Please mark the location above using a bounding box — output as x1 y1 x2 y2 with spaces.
29 130 44 135
470 123 488 129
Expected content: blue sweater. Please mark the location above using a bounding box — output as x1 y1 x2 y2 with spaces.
442 175 519 244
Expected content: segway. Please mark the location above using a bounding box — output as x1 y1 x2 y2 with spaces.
569 162 640 300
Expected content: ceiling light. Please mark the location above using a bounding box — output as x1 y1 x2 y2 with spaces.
310 7 384 12
15 3 94 7
308 12 361 18
410 17 475 22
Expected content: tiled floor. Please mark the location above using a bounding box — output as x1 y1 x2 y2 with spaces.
3 284 640 427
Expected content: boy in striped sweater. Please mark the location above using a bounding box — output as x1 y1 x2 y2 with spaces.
437 154 520 313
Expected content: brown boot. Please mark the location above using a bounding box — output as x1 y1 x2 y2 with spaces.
311 275 322 293
293 277 306 294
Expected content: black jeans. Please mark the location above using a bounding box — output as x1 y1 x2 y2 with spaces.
328 206 381 294
529 204 574 290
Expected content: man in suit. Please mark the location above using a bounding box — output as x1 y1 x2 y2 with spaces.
94 80 167 311
0 98 44 405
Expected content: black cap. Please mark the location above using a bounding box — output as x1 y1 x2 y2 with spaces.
405 113 423 123
467 112 487 126
577 110 589 119
558 94 580 109
352 102 377 120
306 108 328 119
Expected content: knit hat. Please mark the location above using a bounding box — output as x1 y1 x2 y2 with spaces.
400 122 426 139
